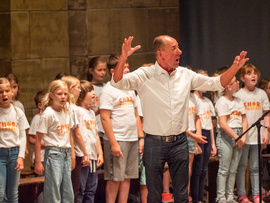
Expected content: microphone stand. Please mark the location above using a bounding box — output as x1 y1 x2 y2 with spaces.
235 110 270 203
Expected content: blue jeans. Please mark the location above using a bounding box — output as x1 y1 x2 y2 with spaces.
236 144 259 197
44 147 74 203
77 161 98 203
0 147 20 203
216 128 242 201
191 129 211 203
143 133 189 203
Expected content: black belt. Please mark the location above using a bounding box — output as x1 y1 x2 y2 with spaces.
146 132 185 143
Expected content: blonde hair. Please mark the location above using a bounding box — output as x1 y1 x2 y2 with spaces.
142 63 154 67
0 77 17 112
4 73 20 100
42 80 70 113
77 80 94 106
194 69 208 75
61 76 80 105
0 77 11 87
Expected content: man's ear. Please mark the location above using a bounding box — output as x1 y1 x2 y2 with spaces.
157 50 162 58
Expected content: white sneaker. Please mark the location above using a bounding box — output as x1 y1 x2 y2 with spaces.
227 198 237 203
216 197 227 203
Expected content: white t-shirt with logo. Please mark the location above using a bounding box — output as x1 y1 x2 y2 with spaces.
234 88 270 144
38 107 75 148
68 104 79 128
194 94 215 130
100 82 138 141
0 105 29 158
76 106 98 160
188 93 199 131
29 114 45 162
215 96 246 128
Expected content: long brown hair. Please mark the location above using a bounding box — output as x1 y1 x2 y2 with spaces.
77 80 94 106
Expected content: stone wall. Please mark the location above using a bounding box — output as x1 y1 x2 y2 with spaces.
0 0 180 121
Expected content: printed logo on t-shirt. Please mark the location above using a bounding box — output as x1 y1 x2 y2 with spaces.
229 110 241 119
57 124 70 135
86 120 96 130
119 96 134 107
0 122 17 132
188 106 195 116
243 101 261 111
199 110 211 120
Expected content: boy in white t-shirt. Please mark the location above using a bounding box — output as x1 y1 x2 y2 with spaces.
100 54 144 203
76 80 103 203
28 89 47 168
235 64 270 203
215 77 248 203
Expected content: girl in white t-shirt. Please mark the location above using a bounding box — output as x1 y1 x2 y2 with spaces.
235 64 270 203
0 77 29 202
61 76 90 202
215 76 248 203
87 56 108 141
34 80 76 203
190 70 217 203
76 80 103 203
186 92 207 202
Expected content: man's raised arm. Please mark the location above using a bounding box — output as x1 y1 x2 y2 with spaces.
220 51 249 87
113 36 141 83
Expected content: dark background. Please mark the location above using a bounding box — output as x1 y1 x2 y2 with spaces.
179 0 270 79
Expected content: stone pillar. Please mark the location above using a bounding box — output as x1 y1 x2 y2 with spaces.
1 0 179 119
0 1 12 74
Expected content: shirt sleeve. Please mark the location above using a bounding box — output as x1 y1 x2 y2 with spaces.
18 130 26 158
110 67 148 91
28 116 39 135
99 89 115 111
215 97 229 117
190 72 224 92
38 113 49 134
17 109 29 158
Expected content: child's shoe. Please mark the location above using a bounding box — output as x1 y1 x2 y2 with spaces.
188 196 192 202
227 198 238 203
216 197 227 203
253 195 265 203
238 195 252 203
162 192 174 203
